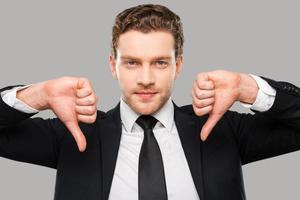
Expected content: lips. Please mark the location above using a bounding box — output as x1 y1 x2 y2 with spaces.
135 90 158 101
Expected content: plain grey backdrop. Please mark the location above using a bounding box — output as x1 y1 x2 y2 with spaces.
1 0 300 199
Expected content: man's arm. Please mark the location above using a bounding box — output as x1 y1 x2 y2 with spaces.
192 70 300 163
0 77 98 163
192 70 260 140
230 76 300 164
0 86 64 168
1 85 40 114
239 74 276 112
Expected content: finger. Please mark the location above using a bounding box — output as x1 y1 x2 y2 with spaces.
76 88 92 98
76 94 98 106
193 86 215 99
75 105 96 115
193 104 213 116
196 80 214 90
200 113 223 141
192 87 214 109
196 72 209 83
64 121 87 152
193 97 214 108
78 113 97 124
77 77 93 90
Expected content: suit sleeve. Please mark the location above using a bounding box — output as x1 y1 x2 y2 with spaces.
224 77 300 165
0 85 67 169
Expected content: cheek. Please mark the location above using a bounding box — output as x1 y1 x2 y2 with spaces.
118 70 136 92
156 70 175 88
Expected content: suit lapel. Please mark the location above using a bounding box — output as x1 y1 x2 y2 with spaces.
173 103 205 200
99 103 122 200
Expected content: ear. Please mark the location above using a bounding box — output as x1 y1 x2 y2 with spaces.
109 54 118 80
175 56 183 80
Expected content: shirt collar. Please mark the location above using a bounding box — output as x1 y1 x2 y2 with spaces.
120 97 174 132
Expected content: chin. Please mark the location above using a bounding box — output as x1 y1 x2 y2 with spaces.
138 109 156 115
131 102 161 115
134 106 158 115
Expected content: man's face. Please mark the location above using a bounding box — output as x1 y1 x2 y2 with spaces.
109 30 182 115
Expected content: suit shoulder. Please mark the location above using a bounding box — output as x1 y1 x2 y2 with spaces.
178 104 196 116
96 110 108 120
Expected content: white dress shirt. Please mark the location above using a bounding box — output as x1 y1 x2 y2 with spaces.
0 75 276 200
109 97 200 200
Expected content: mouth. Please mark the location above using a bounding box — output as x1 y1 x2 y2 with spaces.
134 91 158 101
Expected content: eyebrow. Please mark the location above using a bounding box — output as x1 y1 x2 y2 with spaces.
120 56 172 61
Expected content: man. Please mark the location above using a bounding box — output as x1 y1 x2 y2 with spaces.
1 3 300 200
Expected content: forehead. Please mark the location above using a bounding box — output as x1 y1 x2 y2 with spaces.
117 30 175 59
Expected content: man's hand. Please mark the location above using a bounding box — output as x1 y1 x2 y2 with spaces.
17 77 98 152
191 70 259 141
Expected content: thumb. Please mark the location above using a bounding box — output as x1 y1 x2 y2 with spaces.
77 77 91 90
64 121 87 152
200 113 222 141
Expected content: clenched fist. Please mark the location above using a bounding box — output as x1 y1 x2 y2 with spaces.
191 70 258 141
17 77 99 152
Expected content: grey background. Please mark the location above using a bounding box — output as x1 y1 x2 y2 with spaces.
1 0 300 199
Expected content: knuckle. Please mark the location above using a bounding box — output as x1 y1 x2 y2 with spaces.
194 99 202 108
88 115 96 123
77 115 83 122
196 79 202 88
92 95 97 103
197 82 203 89
83 96 93 105
207 105 213 111
194 108 203 116
88 97 95 104
197 72 208 81
84 89 92 95
87 106 95 114
193 81 198 89
86 118 93 123
92 114 97 121
198 100 206 107
196 90 204 98
198 81 207 89
80 77 89 82
197 73 203 80
81 116 92 123
192 98 200 107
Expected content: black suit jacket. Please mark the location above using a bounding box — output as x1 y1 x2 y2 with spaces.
1 77 300 200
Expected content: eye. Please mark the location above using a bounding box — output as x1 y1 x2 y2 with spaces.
125 60 139 68
155 60 168 68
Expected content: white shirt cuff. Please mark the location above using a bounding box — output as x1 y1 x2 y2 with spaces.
1 85 40 113
240 74 276 112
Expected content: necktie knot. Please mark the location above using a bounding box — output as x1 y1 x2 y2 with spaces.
136 115 158 130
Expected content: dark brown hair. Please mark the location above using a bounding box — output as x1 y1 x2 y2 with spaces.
111 4 184 58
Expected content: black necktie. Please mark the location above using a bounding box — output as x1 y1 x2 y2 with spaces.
136 115 168 200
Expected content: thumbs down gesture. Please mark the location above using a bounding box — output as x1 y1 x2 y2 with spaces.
191 70 259 141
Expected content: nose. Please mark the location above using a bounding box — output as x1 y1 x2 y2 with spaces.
137 65 155 86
